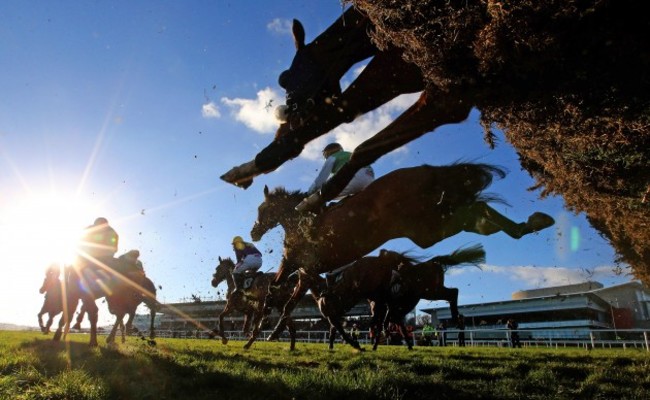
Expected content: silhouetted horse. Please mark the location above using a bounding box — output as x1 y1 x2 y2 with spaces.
37 264 87 334
286 253 394 351
211 256 299 350
51 252 158 346
371 245 485 351
252 163 553 288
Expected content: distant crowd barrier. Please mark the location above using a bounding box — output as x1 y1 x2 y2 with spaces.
125 328 650 351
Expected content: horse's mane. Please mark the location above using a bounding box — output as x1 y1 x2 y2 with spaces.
269 186 307 200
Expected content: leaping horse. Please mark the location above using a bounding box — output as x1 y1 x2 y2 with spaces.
252 163 554 289
371 245 485 351
268 251 394 351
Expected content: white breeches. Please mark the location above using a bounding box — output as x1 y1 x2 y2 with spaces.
233 254 262 274
334 167 375 200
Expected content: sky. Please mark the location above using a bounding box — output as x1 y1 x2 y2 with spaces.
0 1 635 328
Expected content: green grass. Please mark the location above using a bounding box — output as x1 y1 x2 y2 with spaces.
1 331 649 400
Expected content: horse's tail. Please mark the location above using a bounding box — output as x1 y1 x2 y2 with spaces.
141 277 158 311
433 244 485 271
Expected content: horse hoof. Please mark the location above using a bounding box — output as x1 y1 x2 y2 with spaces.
148 340 157 347
221 338 229 345
525 212 555 234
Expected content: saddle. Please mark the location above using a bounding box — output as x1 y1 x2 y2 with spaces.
241 270 263 290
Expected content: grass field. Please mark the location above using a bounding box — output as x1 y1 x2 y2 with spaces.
1 331 649 400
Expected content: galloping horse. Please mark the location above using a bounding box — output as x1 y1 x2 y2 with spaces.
210 256 300 350
52 252 157 346
371 245 485 351
209 256 266 342
270 251 394 351
37 264 86 334
252 163 554 287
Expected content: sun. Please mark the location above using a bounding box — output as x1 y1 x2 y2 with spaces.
0 193 100 271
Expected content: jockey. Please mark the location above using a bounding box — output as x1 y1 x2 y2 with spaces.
76 217 119 291
117 249 146 280
297 142 374 211
79 217 119 266
231 236 263 292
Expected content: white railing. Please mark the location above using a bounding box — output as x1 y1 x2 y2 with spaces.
129 327 650 351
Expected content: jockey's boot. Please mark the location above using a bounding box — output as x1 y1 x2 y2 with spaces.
295 192 323 213
231 273 244 297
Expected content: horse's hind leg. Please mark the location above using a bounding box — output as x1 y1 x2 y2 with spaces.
85 300 99 347
286 317 297 351
461 202 554 239
243 313 264 350
214 303 234 344
328 325 337 350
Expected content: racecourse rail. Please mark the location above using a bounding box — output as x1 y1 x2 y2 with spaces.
129 328 650 351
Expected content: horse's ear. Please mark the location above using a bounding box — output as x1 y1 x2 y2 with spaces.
263 185 270 198
292 19 306 49
218 256 222 262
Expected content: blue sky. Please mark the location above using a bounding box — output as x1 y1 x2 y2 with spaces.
0 1 633 327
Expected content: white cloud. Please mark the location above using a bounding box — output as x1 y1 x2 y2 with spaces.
267 18 292 35
301 92 421 161
201 101 220 119
221 87 283 134
449 263 624 289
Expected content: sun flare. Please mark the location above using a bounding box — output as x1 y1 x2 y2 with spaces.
0 194 100 271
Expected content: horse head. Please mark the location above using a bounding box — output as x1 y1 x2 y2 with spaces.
275 7 375 127
251 185 303 241
212 256 235 288
39 264 61 294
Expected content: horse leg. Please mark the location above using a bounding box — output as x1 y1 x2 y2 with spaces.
328 325 337 350
458 201 555 239
329 317 363 351
215 302 234 345
53 297 79 342
37 310 46 333
315 88 472 207
72 304 86 330
242 313 252 337
85 299 99 347
445 287 460 324
286 317 297 351
395 322 414 351
370 303 388 351
44 313 54 334
243 313 265 350
267 282 308 341
107 313 122 345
